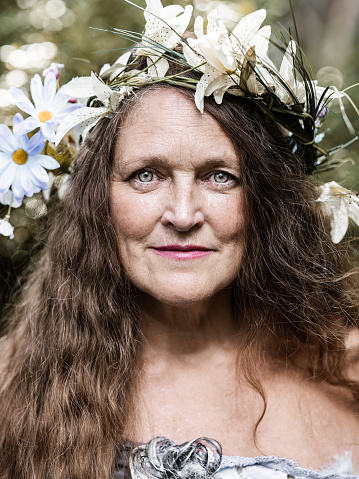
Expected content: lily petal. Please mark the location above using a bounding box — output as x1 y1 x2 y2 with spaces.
55 106 108 145
91 72 112 104
205 74 234 99
231 9 266 48
195 67 221 113
60 76 93 98
251 25 271 60
330 198 349 243
194 15 204 38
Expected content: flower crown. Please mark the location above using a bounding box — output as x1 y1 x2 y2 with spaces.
0 0 358 245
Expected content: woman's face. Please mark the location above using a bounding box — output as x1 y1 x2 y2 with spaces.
110 89 245 306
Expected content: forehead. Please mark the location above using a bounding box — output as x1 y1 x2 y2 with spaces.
114 89 239 169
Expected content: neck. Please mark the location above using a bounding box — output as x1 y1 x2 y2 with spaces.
136 287 238 361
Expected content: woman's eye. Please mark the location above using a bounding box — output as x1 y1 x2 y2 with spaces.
213 171 229 183
137 170 154 182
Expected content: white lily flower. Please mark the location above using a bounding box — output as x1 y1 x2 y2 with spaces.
55 72 131 145
139 0 193 77
99 50 132 82
0 215 14 239
316 181 359 243
275 41 343 109
183 8 270 112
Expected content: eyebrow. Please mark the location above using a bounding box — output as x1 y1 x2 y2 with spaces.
115 155 240 172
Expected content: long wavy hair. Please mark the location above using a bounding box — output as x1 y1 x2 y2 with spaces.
0 63 358 477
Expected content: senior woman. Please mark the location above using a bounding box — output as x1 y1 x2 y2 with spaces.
1 2 359 478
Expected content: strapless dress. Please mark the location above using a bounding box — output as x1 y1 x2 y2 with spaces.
115 437 358 479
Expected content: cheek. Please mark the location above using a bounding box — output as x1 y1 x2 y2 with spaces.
110 188 161 241
208 191 245 244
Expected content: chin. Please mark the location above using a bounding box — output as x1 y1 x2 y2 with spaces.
138 278 233 308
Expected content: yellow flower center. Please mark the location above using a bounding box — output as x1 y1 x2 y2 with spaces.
12 148 28 165
37 110 53 122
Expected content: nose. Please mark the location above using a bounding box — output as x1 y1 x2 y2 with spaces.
160 178 205 232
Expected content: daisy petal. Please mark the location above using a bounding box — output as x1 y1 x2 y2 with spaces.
41 122 56 142
10 87 38 117
30 74 44 108
0 162 17 194
13 117 40 136
26 164 49 189
0 189 22 208
0 125 18 153
43 72 57 103
51 91 72 113
0 156 11 175
13 112 25 129
30 154 60 170
18 167 35 197
26 131 46 156
11 173 26 201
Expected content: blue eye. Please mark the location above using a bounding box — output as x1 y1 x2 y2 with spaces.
138 170 153 182
213 172 229 183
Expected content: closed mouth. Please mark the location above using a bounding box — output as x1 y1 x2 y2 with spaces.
151 245 213 260
153 245 212 251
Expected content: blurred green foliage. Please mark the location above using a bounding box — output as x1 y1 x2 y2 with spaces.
0 0 358 332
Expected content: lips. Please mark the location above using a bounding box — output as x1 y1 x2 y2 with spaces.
151 244 213 260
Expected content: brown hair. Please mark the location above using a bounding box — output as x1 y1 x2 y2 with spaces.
0 62 358 478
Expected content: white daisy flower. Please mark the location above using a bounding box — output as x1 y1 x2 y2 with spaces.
317 181 359 243
0 113 60 202
0 215 14 239
10 71 81 143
